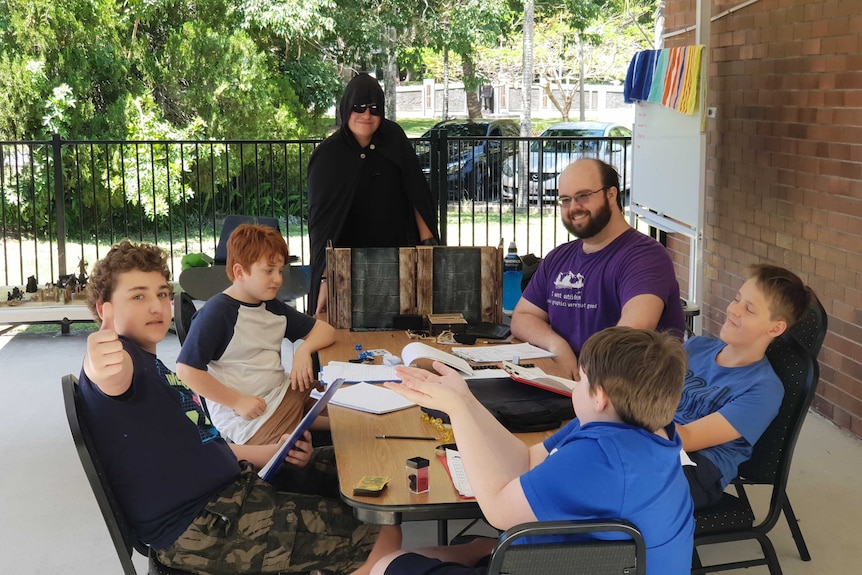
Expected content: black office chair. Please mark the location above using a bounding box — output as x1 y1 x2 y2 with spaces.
62 374 197 575
486 519 646 575
177 215 311 303
691 296 827 574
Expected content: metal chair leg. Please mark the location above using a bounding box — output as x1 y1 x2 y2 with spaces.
782 498 811 561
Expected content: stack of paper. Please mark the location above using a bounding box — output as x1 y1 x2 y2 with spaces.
451 342 556 363
321 362 399 384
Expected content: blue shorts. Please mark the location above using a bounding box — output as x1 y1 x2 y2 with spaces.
384 552 490 575
683 451 725 510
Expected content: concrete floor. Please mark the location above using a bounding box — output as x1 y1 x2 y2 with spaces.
1 326 860 574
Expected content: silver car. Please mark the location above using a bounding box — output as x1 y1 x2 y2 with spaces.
501 121 632 203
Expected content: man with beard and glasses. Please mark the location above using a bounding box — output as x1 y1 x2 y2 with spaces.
511 158 686 380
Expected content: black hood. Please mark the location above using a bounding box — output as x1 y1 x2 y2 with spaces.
338 73 385 127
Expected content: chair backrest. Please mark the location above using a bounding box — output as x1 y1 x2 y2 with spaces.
62 374 142 575
786 293 827 360
738 296 827 486
737 323 821 495
213 215 281 265
486 519 646 575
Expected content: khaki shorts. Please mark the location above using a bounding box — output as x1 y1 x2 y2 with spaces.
156 463 378 574
247 388 319 446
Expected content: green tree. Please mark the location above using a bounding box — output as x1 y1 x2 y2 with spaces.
0 0 130 139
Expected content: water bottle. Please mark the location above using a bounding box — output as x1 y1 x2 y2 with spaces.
502 242 523 314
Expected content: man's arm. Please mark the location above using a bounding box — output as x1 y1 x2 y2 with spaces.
677 412 742 452
617 293 666 329
385 363 538 529
84 301 133 396
176 363 266 420
510 298 579 379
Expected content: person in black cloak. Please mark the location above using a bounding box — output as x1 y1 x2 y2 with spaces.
307 73 440 318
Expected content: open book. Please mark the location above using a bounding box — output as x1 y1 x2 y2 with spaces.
258 378 344 482
501 361 576 397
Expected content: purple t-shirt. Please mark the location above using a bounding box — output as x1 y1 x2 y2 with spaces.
522 227 685 354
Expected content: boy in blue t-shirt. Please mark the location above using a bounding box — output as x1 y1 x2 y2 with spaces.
675 264 812 509
373 326 694 575
177 223 336 446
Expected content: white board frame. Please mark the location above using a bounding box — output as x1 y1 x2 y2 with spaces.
629 1 709 335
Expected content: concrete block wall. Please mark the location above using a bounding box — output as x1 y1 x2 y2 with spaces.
664 0 862 437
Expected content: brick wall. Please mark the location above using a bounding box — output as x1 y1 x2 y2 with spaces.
664 0 862 437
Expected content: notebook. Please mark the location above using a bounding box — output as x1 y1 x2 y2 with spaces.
325 382 416 415
257 378 345 482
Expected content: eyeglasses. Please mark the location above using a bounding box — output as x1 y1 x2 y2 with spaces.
351 103 382 116
557 186 608 208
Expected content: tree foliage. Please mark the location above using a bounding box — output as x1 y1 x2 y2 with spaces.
0 0 653 239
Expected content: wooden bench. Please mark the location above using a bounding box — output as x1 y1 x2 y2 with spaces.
0 287 94 335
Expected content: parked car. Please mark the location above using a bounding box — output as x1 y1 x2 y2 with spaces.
501 122 632 203
415 118 519 201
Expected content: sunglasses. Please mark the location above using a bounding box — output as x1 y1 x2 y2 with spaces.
351 103 382 116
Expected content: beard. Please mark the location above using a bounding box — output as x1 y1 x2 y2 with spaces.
562 194 613 239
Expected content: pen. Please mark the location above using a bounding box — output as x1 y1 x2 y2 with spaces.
375 435 437 441
482 340 512 345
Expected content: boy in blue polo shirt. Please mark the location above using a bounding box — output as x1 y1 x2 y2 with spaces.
676 263 812 509
374 326 694 575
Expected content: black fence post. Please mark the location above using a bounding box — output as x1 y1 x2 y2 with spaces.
52 133 66 276
430 128 449 245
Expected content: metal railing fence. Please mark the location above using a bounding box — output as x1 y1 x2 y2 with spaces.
0 132 631 290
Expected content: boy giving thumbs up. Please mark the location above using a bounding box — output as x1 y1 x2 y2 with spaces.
78 240 398 574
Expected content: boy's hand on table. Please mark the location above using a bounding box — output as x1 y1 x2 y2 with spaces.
277 430 313 468
233 394 266 420
384 362 470 415
288 352 315 391
86 301 125 380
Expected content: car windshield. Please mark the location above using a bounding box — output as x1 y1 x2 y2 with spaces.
530 129 604 153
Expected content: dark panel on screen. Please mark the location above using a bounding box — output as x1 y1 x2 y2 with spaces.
432 248 482 324
351 248 401 329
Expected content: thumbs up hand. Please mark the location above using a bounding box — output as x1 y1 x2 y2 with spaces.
85 301 127 384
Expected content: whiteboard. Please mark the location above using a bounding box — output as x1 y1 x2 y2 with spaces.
631 102 703 227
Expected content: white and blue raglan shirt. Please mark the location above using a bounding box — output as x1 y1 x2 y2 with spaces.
177 293 317 444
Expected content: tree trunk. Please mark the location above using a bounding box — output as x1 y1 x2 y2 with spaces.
443 47 449 120
578 31 585 122
518 0 534 209
385 26 398 121
462 55 482 120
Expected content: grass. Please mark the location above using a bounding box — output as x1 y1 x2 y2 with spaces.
1 206 569 289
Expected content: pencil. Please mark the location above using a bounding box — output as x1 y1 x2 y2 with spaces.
375 435 437 441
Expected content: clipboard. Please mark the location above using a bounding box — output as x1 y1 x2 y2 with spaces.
258 378 345 482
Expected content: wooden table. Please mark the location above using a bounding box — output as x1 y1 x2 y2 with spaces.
319 330 564 541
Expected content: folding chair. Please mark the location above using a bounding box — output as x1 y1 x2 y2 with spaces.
62 374 195 575
691 296 827 574
486 519 646 575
